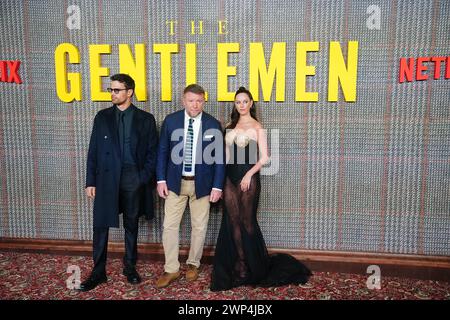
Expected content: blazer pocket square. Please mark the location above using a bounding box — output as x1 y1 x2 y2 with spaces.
204 135 215 140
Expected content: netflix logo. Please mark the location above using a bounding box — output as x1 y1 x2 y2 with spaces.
399 56 449 83
0 60 23 84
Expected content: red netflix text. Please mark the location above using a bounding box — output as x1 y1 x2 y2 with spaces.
399 56 449 83
0 60 23 84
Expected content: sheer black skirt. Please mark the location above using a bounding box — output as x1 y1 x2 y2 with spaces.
211 171 311 291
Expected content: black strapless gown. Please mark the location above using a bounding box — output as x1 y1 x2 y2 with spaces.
210 139 311 291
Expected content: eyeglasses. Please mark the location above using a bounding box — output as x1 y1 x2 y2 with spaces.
107 88 128 94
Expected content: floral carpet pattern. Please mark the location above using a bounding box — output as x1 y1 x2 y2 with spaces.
1 251 449 300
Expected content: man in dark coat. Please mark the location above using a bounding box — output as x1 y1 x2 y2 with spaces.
79 74 157 292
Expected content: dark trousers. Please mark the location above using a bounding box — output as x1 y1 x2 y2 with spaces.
92 165 141 276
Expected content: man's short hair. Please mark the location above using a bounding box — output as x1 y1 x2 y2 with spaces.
110 73 135 90
183 84 205 96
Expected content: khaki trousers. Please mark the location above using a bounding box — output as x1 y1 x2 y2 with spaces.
162 180 210 273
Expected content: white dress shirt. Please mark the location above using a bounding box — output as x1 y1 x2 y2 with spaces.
182 111 202 176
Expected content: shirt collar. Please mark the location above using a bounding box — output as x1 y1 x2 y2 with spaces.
116 104 134 115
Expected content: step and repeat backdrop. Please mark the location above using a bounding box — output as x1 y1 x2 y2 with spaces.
0 0 449 255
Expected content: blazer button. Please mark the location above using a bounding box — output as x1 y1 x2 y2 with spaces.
105 169 109 172
106 152 110 155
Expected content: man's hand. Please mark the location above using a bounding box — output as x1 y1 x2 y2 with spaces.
85 186 96 199
157 182 169 199
209 189 222 203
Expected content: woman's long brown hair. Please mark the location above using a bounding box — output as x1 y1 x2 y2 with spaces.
226 87 258 129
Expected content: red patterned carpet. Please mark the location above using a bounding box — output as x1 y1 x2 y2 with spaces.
1 251 449 300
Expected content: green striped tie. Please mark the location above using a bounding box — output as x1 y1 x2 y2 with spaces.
184 118 194 172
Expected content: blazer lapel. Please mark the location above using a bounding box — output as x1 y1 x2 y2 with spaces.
177 111 185 155
196 113 210 162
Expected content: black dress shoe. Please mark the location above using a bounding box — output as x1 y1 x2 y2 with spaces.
78 274 107 292
123 268 142 284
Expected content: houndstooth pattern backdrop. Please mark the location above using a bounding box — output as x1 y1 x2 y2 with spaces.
0 0 449 255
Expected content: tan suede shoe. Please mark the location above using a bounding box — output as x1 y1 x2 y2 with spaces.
186 264 199 282
156 271 181 288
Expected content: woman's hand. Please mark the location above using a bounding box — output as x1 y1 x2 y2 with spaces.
240 173 252 192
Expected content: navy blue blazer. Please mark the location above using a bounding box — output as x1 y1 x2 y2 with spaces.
86 104 157 227
156 110 225 198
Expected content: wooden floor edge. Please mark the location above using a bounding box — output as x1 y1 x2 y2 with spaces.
1 237 449 281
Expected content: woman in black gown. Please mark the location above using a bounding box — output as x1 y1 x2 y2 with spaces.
210 87 311 291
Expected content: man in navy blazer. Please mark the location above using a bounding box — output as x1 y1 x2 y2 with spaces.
156 84 225 288
79 74 157 291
